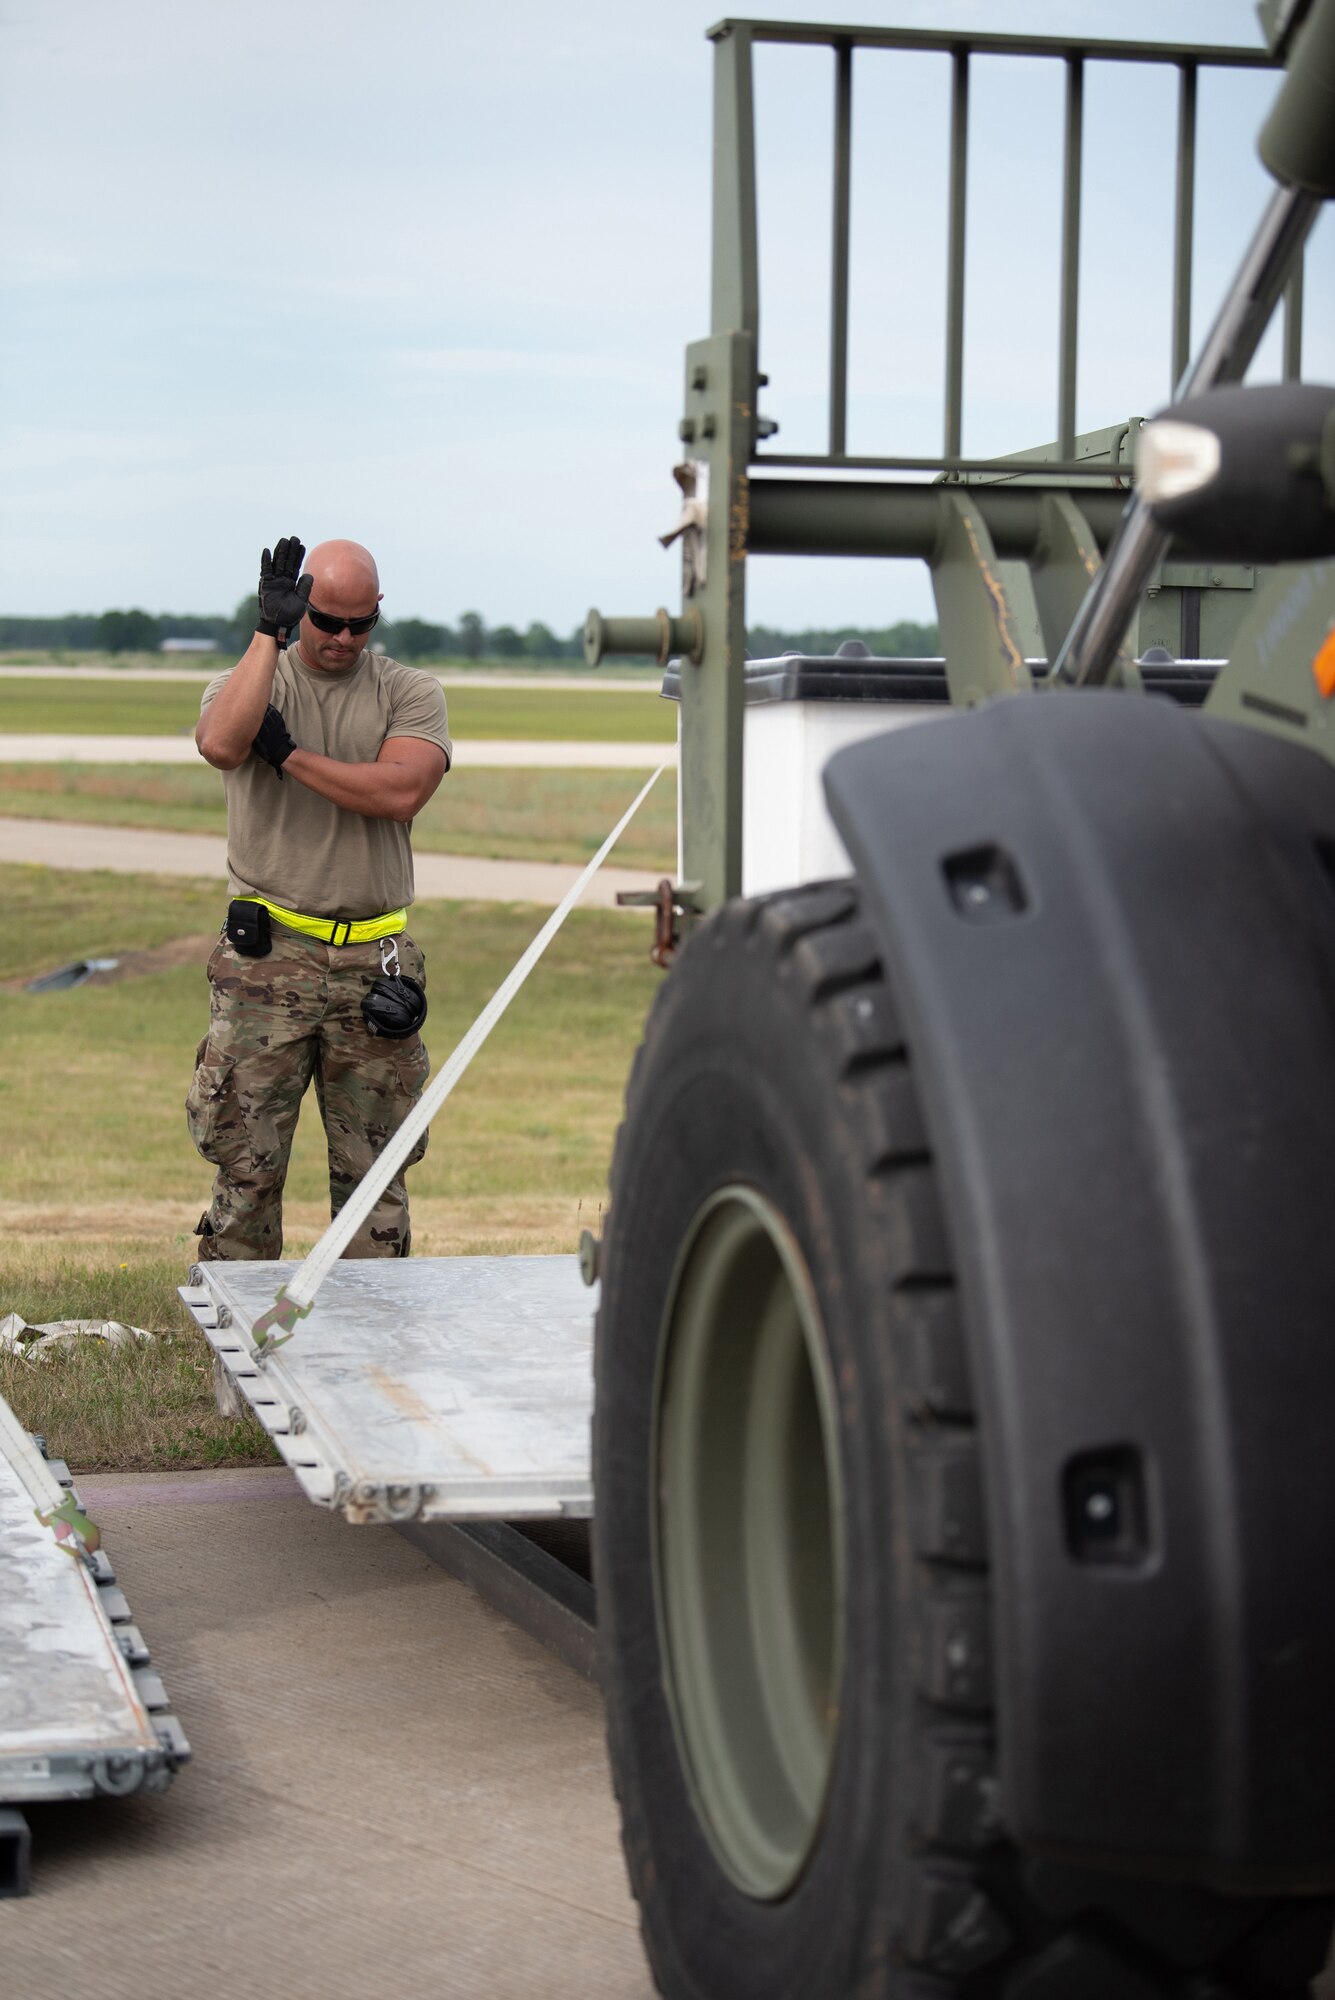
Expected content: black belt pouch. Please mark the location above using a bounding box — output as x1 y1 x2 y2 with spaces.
226 898 272 958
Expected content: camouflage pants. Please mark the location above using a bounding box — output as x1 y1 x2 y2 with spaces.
187 925 430 1261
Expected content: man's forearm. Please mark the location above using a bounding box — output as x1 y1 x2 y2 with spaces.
196 633 280 769
283 748 422 822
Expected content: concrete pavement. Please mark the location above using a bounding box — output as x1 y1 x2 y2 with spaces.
9 1467 653 2000
0 818 663 908
0 734 675 768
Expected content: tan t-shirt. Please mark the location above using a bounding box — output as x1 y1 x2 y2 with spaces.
201 645 452 920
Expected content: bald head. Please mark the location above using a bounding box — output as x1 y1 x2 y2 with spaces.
297 538 384 673
304 539 380 597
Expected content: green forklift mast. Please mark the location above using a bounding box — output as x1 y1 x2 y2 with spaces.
586 20 1315 913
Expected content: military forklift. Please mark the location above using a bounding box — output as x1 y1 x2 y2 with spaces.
585 4 1335 1995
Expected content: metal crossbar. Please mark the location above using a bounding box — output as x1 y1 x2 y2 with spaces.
706 19 1289 470
709 22 1278 60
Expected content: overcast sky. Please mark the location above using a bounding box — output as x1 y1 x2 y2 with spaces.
1 0 1329 633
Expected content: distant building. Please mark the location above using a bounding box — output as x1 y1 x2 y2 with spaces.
160 637 218 653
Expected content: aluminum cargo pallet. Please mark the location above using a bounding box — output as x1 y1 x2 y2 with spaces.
0 1392 190 1889
180 1256 596 1526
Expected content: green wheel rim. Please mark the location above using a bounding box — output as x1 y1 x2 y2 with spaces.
652 1185 846 1900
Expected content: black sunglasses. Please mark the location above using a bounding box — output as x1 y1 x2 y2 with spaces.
305 602 381 636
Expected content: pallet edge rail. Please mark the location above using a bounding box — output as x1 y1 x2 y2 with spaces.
0 1393 190 1895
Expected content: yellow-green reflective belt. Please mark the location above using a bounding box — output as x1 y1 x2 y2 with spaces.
236 897 407 947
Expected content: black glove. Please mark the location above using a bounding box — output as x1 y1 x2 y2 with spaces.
256 536 312 641
252 703 296 778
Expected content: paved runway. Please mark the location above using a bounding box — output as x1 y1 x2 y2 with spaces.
8 1468 654 2000
0 818 665 908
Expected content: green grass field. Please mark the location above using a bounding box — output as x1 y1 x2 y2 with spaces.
0 673 675 741
0 863 659 1470
0 762 677 869
0 1254 276 1470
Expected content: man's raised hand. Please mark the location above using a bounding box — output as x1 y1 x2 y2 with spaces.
256 536 313 641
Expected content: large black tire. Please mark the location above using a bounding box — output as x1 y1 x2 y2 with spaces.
592 880 1335 2000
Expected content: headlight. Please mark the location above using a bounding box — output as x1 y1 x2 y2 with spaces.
1136 419 1222 504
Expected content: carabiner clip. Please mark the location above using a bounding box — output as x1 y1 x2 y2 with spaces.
379 935 401 979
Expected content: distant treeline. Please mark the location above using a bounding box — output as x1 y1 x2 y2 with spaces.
0 605 587 660
0 607 940 662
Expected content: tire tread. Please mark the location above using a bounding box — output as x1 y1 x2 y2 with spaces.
596 881 1335 2000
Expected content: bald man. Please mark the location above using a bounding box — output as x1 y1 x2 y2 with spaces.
188 534 452 1262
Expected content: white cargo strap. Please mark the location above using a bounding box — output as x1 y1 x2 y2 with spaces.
251 764 667 1350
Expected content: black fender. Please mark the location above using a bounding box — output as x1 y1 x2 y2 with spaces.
824 691 1335 1890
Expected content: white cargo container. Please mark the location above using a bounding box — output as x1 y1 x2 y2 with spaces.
663 646 948 895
